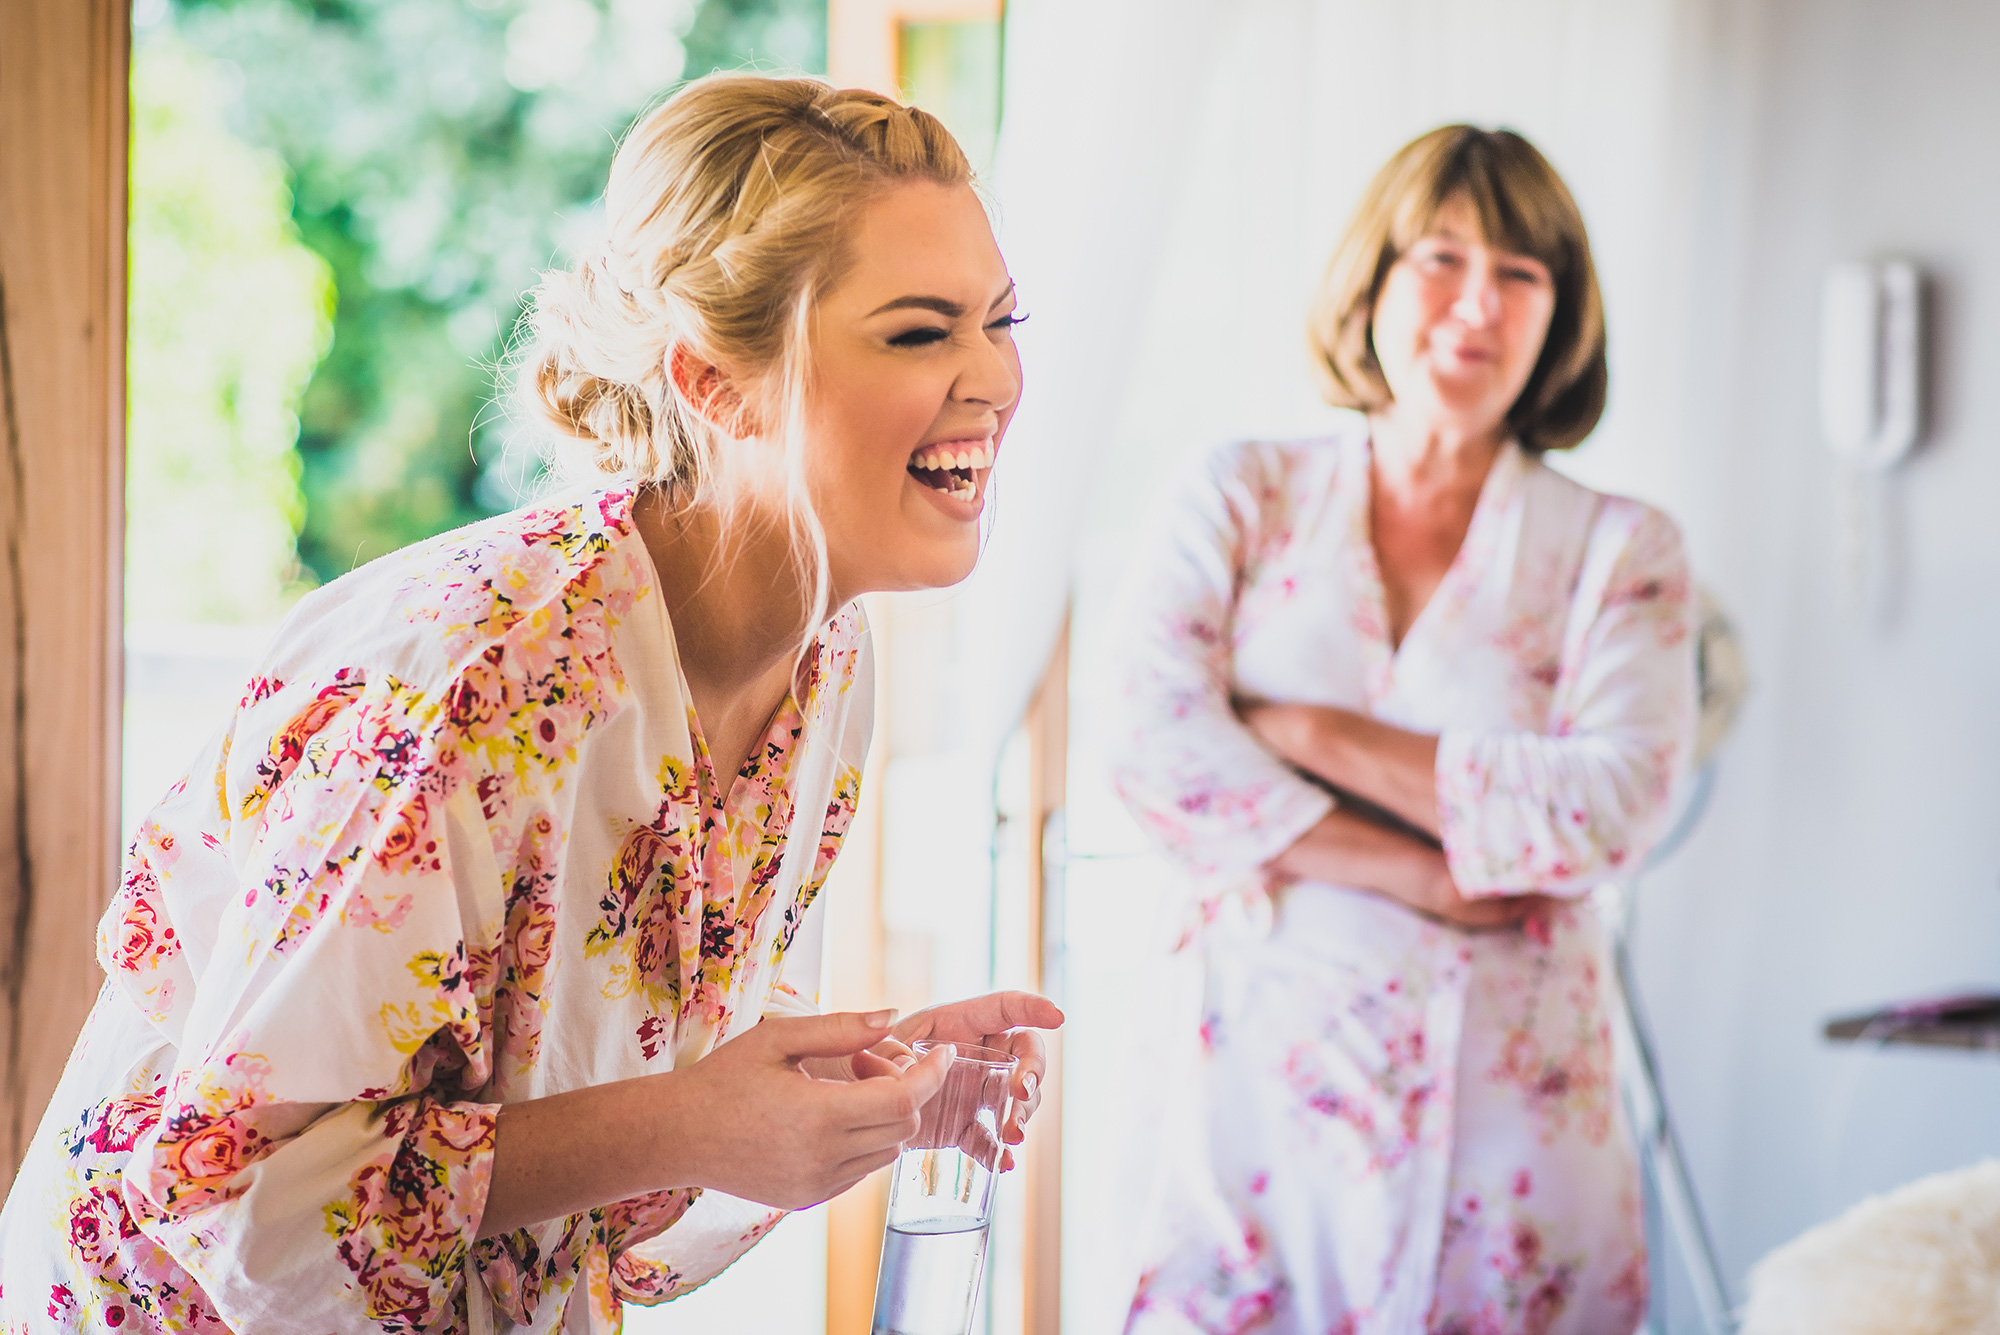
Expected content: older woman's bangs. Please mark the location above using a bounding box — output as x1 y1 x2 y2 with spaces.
1309 125 1608 452
1386 136 1578 284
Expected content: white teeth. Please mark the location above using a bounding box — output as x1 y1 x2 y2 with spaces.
909 441 994 473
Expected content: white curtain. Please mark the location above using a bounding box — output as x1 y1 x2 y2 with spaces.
955 0 1231 773
966 0 1701 771
971 4 1731 1326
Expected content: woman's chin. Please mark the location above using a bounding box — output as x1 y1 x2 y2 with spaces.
906 540 980 592
834 532 979 598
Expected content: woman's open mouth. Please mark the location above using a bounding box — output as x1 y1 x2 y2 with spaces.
907 438 994 504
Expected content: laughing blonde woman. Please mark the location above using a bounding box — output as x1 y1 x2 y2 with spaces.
1115 128 1696 1335
0 74 1057 1333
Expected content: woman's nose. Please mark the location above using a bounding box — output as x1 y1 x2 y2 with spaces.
1451 259 1503 327
956 332 1021 413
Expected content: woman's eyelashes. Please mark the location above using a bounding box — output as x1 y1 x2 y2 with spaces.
885 312 1027 348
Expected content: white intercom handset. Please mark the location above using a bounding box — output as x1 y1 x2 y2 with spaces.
1819 259 1924 622
1819 259 1922 470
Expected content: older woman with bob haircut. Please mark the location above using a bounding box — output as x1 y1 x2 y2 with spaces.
1114 127 1696 1334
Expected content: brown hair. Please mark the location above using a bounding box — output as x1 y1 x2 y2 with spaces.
1307 125 1606 452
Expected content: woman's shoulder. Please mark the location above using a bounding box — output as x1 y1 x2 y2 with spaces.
1519 456 1689 590
1179 414 1368 515
1521 455 1686 548
260 486 649 696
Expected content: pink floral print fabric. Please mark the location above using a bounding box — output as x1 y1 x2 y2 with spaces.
1114 420 1695 1335
0 488 872 1334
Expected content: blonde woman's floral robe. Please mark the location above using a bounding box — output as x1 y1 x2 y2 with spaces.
1114 421 1696 1335
0 488 871 1334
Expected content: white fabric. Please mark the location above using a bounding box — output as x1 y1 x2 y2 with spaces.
959 0 1230 770
0 489 871 1333
1111 418 1696 1334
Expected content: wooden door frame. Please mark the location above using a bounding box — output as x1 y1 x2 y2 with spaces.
0 0 129 1180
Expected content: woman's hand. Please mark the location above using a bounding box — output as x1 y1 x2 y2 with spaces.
480 1009 954 1236
1272 808 1552 933
891 991 1063 1170
1397 857 1558 932
666 1010 955 1210
1237 698 1321 762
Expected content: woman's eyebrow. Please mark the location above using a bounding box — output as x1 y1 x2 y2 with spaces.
986 280 1017 311
867 295 965 318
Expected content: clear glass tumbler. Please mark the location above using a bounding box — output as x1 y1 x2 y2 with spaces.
869 1040 1018 1335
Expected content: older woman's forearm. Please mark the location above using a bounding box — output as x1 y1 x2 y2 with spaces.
1269 806 1441 897
1249 704 1442 836
1270 808 1542 930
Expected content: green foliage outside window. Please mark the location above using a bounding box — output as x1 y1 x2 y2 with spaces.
127 31 334 625
134 0 824 616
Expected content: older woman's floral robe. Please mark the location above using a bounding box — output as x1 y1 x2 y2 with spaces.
0 488 870 1334
1114 420 1696 1335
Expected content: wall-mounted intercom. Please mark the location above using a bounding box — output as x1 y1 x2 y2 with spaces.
1819 258 1925 624
1819 259 1922 471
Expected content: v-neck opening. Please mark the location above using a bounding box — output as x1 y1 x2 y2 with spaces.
1350 432 1523 677
683 687 806 820
619 494 826 826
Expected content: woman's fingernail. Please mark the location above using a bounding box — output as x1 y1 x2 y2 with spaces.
1022 1073 1039 1103
863 1008 898 1028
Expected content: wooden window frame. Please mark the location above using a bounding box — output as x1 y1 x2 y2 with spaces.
0 0 129 1182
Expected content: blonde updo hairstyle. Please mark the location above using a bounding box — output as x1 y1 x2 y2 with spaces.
1308 125 1607 453
524 73 972 626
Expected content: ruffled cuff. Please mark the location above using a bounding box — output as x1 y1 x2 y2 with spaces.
1435 729 1608 898
1233 776 1339 876
472 1214 598 1327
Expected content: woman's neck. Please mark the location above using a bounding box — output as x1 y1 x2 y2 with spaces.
1366 406 1505 500
634 485 817 771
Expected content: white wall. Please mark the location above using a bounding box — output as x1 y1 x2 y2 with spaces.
1622 0 2000 1296
1018 0 2000 1326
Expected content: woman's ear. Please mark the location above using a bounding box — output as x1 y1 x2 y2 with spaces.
667 342 764 439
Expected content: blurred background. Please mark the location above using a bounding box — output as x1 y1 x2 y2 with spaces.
120 0 2000 1333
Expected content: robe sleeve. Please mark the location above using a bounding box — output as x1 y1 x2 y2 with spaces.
1111 442 1336 879
117 673 503 1334
1436 501 1697 896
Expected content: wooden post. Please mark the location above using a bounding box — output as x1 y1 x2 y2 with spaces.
1021 617 1066 1335
822 598 892 1335
0 0 128 1180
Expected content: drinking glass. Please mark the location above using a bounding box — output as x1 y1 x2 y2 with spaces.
869 1040 1018 1335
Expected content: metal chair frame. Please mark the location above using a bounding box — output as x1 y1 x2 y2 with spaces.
1600 764 1739 1335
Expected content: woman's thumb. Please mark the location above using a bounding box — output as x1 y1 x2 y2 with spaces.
762 1009 899 1060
